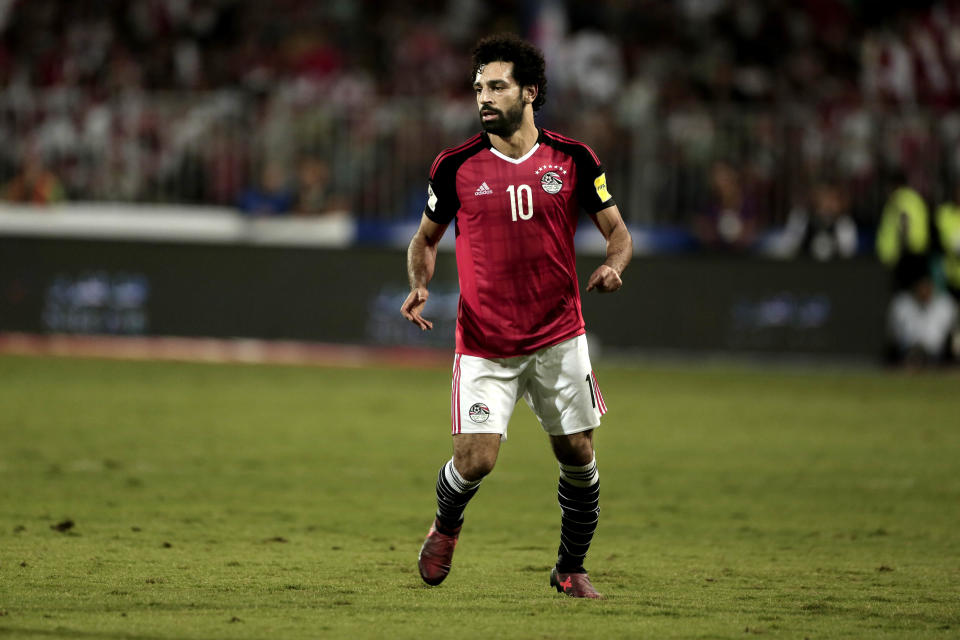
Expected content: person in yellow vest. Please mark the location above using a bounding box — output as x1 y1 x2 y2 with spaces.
876 183 930 289
935 185 960 301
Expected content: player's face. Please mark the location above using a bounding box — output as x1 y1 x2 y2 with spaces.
474 61 525 138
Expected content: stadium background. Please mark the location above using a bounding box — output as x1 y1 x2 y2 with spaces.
2 4 960 638
0 0 957 362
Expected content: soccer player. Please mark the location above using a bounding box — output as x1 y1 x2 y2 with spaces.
401 34 632 599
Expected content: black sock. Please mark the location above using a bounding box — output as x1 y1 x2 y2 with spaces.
556 459 600 573
434 459 481 534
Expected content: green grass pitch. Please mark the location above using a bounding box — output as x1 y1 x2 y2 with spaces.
0 354 958 639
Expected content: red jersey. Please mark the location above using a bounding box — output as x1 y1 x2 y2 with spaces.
424 128 615 358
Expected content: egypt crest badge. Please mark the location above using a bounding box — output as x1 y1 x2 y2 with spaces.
540 171 563 194
468 403 490 423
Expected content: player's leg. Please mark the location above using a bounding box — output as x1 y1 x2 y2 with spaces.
550 429 601 578
419 434 500 586
524 335 605 598
419 354 523 586
549 431 602 598
441 352 518 526
435 433 501 533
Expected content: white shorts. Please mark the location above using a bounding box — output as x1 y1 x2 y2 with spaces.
450 334 607 440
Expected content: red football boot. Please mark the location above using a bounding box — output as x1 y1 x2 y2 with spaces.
418 519 461 586
550 567 603 599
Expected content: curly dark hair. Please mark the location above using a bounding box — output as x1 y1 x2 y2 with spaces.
471 34 547 111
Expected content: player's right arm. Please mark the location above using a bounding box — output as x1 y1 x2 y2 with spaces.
404 147 461 330
401 213 448 331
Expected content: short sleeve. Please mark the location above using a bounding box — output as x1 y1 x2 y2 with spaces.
573 146 616 215
423 157 460 224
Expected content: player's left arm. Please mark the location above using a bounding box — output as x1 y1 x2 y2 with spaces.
587 204 632 293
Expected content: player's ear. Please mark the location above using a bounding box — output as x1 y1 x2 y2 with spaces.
523 84 538 105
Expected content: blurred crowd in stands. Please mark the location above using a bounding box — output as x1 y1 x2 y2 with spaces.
0 2 959 237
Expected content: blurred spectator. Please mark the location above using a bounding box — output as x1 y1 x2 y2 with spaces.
293 155 348 215
860 4 960 109
776 179 858 260
694 159 759 251
876 181 931 289
558 29 624 106
2 153 65 204
885 255 959 367
935 184 960 301
236 162 293 216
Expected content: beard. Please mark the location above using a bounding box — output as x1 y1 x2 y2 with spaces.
479 97 524 138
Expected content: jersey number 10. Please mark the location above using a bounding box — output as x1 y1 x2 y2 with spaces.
506 184 534 221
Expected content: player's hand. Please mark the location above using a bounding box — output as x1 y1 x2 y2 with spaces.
586 265 622 293
401 287 433 330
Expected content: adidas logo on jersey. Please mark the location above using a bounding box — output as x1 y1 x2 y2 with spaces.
474 182 493 196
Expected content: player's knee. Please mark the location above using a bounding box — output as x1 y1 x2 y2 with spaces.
551 431 595 466
453 450 497 481
452 433 500 481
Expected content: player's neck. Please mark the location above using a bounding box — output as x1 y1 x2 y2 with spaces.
488 118 538 159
